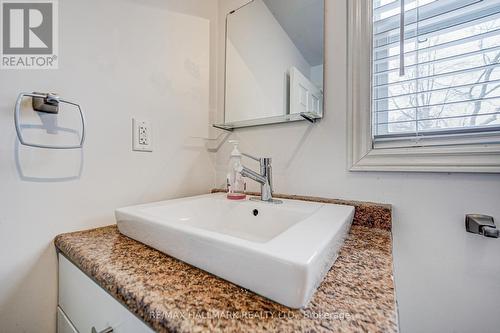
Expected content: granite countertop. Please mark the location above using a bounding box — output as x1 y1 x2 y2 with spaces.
55 194 398 333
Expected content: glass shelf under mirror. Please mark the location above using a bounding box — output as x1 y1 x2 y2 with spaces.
213 112 322 131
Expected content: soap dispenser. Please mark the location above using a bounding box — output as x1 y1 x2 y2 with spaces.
227 140 246 200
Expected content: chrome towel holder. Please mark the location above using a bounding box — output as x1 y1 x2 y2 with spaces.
14 92 86 149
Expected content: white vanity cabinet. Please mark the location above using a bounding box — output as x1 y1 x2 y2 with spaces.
57 254 154 333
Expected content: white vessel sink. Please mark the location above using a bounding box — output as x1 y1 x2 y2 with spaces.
115 193 354 308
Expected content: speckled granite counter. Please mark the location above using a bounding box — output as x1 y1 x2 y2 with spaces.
55 195 398 333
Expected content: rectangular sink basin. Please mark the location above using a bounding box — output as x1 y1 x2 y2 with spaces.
115 193 354 308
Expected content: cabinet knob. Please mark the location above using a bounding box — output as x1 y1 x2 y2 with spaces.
91 327 113 333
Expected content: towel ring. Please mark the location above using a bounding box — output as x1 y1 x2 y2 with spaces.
14 92 86 149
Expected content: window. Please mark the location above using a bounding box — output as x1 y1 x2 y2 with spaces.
373 0 500 146
347 0 500 172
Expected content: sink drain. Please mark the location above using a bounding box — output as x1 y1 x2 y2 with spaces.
252 209 259 216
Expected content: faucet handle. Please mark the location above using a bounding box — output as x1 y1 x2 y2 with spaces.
242 153 272 163
242 152 262 162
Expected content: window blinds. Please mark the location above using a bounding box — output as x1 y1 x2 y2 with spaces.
372 0 500 142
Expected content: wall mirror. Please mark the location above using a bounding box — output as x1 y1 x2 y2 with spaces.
214 0 325 130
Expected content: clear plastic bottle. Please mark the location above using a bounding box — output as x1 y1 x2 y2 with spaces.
226 140 246 200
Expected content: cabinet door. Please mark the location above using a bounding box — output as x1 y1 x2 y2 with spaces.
58 254 154 333
289 66 323 116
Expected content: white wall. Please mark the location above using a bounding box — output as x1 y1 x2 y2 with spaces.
0 0 217 331
225 0 311 122
215 1 500 332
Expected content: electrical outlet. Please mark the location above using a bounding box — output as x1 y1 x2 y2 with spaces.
132 118 152 152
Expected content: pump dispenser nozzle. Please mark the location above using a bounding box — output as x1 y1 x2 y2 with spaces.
229 140 241 156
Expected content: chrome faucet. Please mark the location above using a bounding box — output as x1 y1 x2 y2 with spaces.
238 153 282 204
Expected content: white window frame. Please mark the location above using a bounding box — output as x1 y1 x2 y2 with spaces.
347 0 500 173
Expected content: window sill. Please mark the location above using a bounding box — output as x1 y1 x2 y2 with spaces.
349 144 500 173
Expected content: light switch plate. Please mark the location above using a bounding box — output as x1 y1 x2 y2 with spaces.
132 118 152 152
